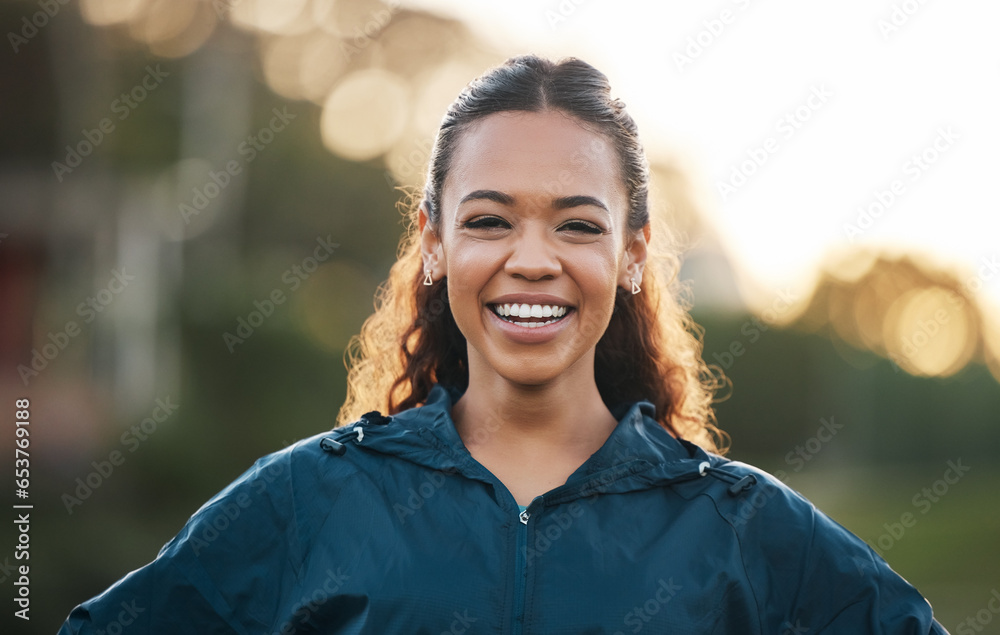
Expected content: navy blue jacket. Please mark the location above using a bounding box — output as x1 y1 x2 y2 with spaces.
60 383 949 633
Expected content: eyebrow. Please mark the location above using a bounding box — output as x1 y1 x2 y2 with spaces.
459 189 515 206
458 189 610 214
552 195 609 213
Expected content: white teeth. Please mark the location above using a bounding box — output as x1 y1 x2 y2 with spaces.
490 303 570 324
512 319 558 328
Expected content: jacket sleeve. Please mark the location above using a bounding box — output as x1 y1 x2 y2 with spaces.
730 468 950 634
58 447 302 635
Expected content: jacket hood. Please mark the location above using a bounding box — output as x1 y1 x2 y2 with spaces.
322 383 748 505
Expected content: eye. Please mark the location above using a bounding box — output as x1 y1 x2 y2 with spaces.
559 220 604 234
462 215 511 230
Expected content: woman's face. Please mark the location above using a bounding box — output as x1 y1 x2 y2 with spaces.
420 109 648 387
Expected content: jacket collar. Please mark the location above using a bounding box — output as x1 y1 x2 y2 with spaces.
340 383 722 502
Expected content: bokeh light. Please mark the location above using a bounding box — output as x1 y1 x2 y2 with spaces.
884 286 976 377
320 69 410 161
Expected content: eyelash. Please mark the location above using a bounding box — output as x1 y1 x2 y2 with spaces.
561 220 604 234
463 216 509 230
462 216 604 234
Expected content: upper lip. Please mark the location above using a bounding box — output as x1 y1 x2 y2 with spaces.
486 294 575 307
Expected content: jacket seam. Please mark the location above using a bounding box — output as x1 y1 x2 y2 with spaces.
285 449 306 586
700 490 765 635
543 461 657 505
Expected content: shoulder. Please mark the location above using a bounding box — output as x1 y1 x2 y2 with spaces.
59 429 371 634
187 428 362 516
670 457 871 576
159 424 378 564
694 458 818 532
680 458 945 632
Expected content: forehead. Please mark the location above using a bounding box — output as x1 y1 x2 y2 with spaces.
442 110 626 215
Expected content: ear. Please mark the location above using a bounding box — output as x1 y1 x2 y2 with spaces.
619 223 650 291
418 205 447 282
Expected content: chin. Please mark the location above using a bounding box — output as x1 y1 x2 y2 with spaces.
487 351 584 388
493 364 559 387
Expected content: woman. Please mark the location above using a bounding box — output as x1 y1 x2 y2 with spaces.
61 55 948 633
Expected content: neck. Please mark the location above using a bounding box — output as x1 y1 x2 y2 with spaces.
451 352 618 455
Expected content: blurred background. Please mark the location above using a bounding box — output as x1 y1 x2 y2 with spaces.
1 0 998 632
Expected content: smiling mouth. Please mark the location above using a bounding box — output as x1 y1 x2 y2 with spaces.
488 303 572 328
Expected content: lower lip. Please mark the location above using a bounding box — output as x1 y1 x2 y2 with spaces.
486 307 574 344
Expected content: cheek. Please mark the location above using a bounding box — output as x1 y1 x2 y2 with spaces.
446 243 500 273
442 242 500 309
574 244 621 286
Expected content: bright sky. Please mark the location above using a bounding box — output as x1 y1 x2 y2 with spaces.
404 0 1000 310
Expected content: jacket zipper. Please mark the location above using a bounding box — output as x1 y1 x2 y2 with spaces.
511 502 534 635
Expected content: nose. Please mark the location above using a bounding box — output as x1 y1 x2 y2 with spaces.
504 224 562 280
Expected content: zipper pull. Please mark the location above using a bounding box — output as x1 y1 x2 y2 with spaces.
518 496 541 524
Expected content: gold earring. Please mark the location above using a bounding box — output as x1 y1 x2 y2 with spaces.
423 269 433 286
630 277 641 294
